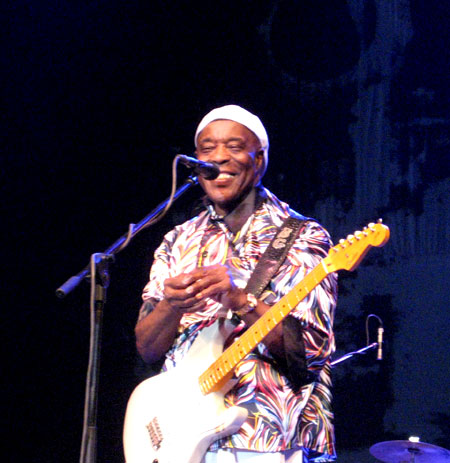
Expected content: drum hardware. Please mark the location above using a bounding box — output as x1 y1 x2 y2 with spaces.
370 437 450 462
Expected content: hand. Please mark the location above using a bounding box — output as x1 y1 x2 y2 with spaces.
183 264 247 311
163 272 208 315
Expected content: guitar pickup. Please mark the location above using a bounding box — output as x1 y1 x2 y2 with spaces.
146 417 163 450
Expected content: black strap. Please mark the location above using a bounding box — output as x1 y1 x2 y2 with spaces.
245 212 308 297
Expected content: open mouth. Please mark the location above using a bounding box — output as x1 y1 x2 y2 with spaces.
216 172 237 180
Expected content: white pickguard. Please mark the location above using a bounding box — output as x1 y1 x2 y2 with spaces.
123 318 248 463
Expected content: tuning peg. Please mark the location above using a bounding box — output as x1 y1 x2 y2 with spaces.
339 238 346 247
377 218 383 223
368 222 375 230
354 231 362 240
347 234 355 241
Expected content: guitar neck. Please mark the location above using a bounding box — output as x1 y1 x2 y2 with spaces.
198 259 329 395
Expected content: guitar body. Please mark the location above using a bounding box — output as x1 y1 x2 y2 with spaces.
123 319 248 463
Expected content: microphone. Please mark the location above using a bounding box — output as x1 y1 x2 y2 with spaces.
177 154 220 180
377 326 384 360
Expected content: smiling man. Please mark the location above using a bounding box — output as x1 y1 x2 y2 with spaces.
195 118 264 223
134 105 338 462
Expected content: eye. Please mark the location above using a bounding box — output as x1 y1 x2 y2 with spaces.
227 144 244 153
198 145 215 154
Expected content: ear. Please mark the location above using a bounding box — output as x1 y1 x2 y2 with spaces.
255 149 265 171
254 150 265 184
253 147 262 162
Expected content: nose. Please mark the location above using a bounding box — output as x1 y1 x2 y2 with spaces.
208 143 231 164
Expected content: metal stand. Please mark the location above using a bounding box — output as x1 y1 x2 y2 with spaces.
56 176 198 298
331 342 378 367
55 175 198 463
332 314 384 367
79 253 112 463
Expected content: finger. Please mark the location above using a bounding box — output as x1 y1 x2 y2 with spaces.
188 274 223 297
191 267 230 290
164 286 200 305
195 279 232 300
187 264 224 280
187 299 208 313
165 273 197 290
168 296 207 315
171 267 218 295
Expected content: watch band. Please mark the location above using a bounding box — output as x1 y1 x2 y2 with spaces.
234 292 258 317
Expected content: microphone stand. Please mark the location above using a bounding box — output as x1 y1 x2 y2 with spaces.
56 175 198 463
332 314 384 367
56 175 198 298
331 342 378 367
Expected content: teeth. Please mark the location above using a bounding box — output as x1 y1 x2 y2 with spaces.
218 173 234 179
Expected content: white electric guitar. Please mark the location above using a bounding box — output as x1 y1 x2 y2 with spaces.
123 222 390 463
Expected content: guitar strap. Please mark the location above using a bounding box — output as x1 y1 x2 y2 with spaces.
244 212 308 298
244 212 316 391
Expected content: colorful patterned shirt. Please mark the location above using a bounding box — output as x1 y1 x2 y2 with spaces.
139 188 338 461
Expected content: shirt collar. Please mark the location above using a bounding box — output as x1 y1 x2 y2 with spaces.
203 185 267 223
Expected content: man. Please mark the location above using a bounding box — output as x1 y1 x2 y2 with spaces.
135 105 338 462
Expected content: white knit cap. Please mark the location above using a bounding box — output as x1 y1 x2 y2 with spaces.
194 105 269 176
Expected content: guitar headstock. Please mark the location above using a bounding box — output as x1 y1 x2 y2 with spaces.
323 221 390 273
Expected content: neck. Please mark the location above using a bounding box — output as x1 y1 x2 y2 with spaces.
221 188 256 234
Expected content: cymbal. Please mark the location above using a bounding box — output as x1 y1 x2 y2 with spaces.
370 440 450 462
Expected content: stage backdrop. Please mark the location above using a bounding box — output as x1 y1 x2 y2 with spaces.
3 0 449 462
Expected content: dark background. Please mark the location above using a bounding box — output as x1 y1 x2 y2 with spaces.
3 1 449 462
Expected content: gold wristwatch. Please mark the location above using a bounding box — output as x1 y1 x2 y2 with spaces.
234 292 258 317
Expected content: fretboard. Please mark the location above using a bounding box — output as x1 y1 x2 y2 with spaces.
198 260 329 394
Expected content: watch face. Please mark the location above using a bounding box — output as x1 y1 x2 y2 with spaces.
247 293 258 309
235 293 258 317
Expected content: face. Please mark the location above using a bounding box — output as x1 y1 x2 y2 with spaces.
195 120 264 216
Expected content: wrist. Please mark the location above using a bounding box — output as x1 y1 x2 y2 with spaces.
159 299 182 318
234 292 258 317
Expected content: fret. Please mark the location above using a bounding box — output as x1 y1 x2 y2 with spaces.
274 306 283 324
215 361 226 377
311 273 321 287
235 341 246 357
280 298 294 321
230 348 240 367
249 328 260 345
243 337 252 352
225 351 235 369
262 320 271 336
294 289 303 302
